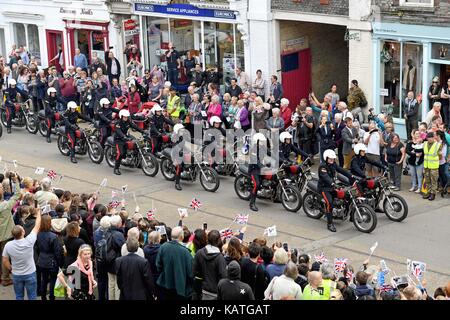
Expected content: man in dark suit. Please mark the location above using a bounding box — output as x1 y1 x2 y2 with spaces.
105 48 121 84
116 238 155 300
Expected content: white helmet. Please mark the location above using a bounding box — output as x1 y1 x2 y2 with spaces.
100 98 110 107
151 104 163 114
354 143 367 155
323 149 337 161
252 133 267 144
209 116 222 126
8 79 16 86
67 101 77 110
173 123 184 135
119 109 130 118
47 87 57 95
279 131 292 143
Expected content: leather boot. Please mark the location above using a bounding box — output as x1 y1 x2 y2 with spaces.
46 136 51 143
327 223 337 232
7 127 11 134
175 182 182 191
114 168 121 175
70 157 77 164
249 196 258 212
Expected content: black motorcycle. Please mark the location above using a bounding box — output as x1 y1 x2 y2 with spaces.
337 172 408 222
104 134 159 177
0 99 38 134
160 146 220 192
234 162 303 212
302 178 377 233
37 110 64 137
56 124 104 164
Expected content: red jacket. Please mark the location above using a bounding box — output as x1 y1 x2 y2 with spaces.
280 106 292 129
127 91 141 114
59 77 76 97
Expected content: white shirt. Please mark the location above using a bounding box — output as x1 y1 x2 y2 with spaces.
265 275 303 300
121 243 144 258
2 232 37 276
111 59 118 75
364 131 381 155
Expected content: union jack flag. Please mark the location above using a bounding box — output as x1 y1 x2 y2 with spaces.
147 209 156 220
233 214 249 225
190 198 202 211
220 228 233 240
47 170 57 180
413 265 424 279
314 252 328 263
334 258 348 273
379 284 393 293
108 200 121 209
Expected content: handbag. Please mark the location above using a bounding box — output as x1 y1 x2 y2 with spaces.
54 277 66 298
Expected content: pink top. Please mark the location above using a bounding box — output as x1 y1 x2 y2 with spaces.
207 103 222 122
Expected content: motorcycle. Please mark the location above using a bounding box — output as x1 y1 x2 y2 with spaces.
337 172 408 222
160 146 220 192
302 178 378 233
104 134 159 177
37 110 64 137
284 158 314 194
56 124 104 164
234 162 303 212
0 99 38 134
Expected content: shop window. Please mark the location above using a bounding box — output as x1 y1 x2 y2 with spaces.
431 43 450 62
380 41 422 119
13 23 26 47
144 16 170 71
27 25 40 63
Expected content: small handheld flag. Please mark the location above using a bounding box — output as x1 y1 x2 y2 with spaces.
47 170 57 180
314 252 328 263
189 198 202 211
264 225 277 237
334 258 348 273
178 208 188 218
100 178 108 187
35 167 45 175
147 209 156 220
233 214 249 225
121 185 128 193
13 160 18 168
220 228 233 240
155 225 166 236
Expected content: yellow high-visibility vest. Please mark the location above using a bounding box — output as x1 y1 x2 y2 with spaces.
423 141 440 169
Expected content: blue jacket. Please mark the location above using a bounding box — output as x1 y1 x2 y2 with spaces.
144 244 161 285
74 53 88 70
355 284 376 299
28 78 46 99
36 231 64 270
106 227 126 274
265 263 286 281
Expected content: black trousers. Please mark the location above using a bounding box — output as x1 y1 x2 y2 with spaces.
67 131 77 158
151 136 162 153
40 268 58 300
32 97 44 113
45 113 55 138
299 140 313 157
5 104 15 128
321 190 334 224
99 126 111 147
337 144 344 167
96 262 109 301
175 163 185 185
115 141 127 170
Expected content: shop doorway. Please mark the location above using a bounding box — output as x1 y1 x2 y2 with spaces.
281 49 311 109
74 29 91 64
46 30 64 69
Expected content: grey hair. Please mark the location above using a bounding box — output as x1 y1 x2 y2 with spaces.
99 216 111 230
284 261 299 280
334 113 343 120
171 226 184 241
40 177 52 191
320 262 335 280
110 215 122 228
127 227 140 240
126 237 139 253
148 231 161 245
433 101 441 108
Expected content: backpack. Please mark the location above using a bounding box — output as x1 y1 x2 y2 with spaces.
95 230 112 264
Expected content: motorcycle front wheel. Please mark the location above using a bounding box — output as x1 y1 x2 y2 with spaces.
57 135 70 156
199 166 220 192
105 145 116 168
26 114 38 134
38 119 48 137
160 158 176 181
88 140 104 164
352 204 377 233
141 152 159 177
302 191 323 219
233 174 251 200
383 194 408 222
281 186 303 212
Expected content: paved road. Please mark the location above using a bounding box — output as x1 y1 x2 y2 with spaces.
0 127 449 299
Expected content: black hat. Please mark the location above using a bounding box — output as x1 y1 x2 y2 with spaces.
426 132 435 139
311 261 321 271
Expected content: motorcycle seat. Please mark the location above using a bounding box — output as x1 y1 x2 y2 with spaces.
307 179 320 193
239 164 250 175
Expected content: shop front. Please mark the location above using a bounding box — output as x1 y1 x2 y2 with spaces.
133 2 245 89
372 22 450 138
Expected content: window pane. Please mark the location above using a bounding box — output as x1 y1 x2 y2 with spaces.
431 43 450 61
380 41 400 118
13 23 26 48
401 43 422 118
27 24 41 65
0 28 5 58
145 17 169 71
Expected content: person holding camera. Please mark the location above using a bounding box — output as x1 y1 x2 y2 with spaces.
295 107 316 161
165 43 181 86
105 47 121 84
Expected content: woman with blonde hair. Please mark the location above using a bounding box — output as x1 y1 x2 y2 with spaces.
57 244 97 300
266 248 289 281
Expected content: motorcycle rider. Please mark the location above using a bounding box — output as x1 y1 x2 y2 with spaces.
149 104 174 155
318 149 354 232
248 132 271 212
97 97 120 147
113 109 146 175
44 87 58 143
64 101 95 164
350 143 386 190
3 79 28 134
279 131 310 166
204 116 227 167
172 123 190 191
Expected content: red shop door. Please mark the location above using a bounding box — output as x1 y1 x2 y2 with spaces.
46 30 64 68
281 49 311 109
